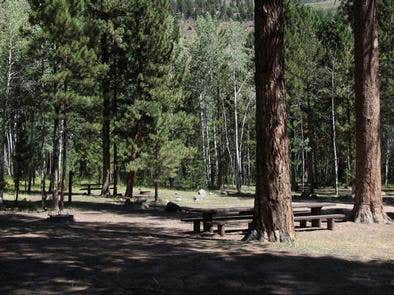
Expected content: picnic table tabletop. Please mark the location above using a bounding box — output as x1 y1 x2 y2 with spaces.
181 202 336 214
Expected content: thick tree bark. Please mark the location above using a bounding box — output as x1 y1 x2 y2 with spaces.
246 0 294 242
353 0 390 223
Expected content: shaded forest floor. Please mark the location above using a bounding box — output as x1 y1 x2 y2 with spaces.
0 189 393 294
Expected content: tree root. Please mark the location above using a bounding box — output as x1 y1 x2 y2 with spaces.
242 229 294 243
353 204 391 224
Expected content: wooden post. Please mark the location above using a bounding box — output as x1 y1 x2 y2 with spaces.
68 171 73 203
327 218 335 230
311 207 321 227
218 223 225 236
88 183 91 196
193 221 201 233
202 212 213 232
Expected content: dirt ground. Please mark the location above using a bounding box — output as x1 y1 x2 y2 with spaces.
0 197 393 295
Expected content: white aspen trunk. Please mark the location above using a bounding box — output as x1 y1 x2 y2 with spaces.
331 64 339 196
40 116 47 202
199 95 210 186
58 120 64 181
221 100 234 183
298 99 306 192
239 96 253 151
213 123 219 186
6 131 12 175
234 72 242 193
247 138 251 186
206 119 212 187
5 32 14 177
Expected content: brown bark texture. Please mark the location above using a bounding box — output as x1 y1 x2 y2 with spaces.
125 170 135 198
251 0 295 242
352 0 390 223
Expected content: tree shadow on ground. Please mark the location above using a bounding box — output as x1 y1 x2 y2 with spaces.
1 199 187 221
0 214 392 295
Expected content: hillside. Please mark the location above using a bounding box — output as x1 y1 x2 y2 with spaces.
172 0 338 20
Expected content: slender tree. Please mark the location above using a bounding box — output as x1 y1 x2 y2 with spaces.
352 0 390 223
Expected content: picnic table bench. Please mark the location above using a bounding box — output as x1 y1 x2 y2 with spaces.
181 202 343 236
80 183 115 195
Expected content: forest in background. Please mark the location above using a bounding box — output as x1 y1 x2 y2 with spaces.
0 0 392 206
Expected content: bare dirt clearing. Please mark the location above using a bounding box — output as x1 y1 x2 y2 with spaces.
0 197 393 295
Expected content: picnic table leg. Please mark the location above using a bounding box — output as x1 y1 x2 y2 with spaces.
327 218 335 230
193 221 201 233
202 213 213 232
311 207 322 227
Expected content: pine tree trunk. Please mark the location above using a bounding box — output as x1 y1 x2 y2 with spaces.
353 0 390 223
113 142 118 196
101 34 111 197
125 170 135 198
101 91 111 197
68 170 73 204
59 117 68 212
154 180 159 202
247 0 294 242
112 88 118 197
51 109 61 212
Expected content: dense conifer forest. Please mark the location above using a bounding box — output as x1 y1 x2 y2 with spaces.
0 0 392 204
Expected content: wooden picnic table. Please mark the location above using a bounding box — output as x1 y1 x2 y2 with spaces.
182 202 337 231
